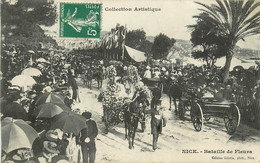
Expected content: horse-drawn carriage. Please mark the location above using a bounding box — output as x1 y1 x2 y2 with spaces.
99 82 150 149
143 78 164 93
101 96 130 127
178 88 241 135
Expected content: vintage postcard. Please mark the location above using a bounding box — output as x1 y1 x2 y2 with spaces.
1 0 260 163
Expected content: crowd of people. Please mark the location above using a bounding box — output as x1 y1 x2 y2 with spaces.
0 49 101 163
1 46 260 162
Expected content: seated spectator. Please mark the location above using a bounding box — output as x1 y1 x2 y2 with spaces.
222 85 233 101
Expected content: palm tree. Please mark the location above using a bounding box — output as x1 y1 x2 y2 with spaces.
193 0 260 82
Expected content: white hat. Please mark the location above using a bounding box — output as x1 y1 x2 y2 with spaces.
43 86 52 92
54 128 63 140
136 81 144 87
57 160 70 163
146 66 150 70
46 130 59 141
43 141 60 154
162 67 166 71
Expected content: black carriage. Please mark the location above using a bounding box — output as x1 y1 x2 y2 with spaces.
178 88 241 135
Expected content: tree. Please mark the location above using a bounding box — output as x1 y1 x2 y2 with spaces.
139 40 153 54
125 29 152 54
1 0 57 77
2 0 57 49
193 0 260 82
125 29 146 49
151 33 175 59
189 19 228 69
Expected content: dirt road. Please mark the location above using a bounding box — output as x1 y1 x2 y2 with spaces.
73 79 260 163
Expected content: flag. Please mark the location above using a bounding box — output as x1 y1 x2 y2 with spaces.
121 28 126 40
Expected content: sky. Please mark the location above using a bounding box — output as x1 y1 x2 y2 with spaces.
52 0 260 50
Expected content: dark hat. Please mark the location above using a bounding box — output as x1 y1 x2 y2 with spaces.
6 90 22 102
65 91 71 96
82 111 92 119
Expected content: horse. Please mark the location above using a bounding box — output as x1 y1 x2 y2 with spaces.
92 68 103 89
163 76 183 114
83 68 93 89
123 91 148 149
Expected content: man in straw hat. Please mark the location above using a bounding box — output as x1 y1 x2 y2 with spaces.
79 111 98 163
143 66 152 79
38 141 60 162
143 66 152 85
150 99 167 151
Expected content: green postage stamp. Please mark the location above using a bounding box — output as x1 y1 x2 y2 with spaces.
60 3 101 38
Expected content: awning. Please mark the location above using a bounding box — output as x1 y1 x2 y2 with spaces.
125 45 146 62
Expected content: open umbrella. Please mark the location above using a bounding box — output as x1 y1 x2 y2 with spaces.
21 68 42 77
54 54 60 57
51 111 87 135
28 50 35 54
1 117 39 153
36 102 71 118
1 102 28 121
10 75 36 89
35 92 65 106
36 58 50 64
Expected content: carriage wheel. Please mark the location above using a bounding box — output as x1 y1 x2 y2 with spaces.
224 104 241 135
190 102 203 131
178 101 186 120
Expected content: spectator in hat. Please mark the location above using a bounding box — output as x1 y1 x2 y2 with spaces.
68 74 80 103
64 91 73 108
151 84 162 110
150 99 166 151
143 66 152 79
38 141 60 163
222 84 233 101
2 90 28 121
142 66 151 86
79 112 98 163
153 67 160 79
161 67 169 78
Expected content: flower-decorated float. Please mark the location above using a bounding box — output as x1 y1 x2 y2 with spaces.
99 65 151 133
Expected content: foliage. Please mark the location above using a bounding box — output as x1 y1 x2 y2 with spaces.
2 0 57 50
125 29 146 49
193 0 260 82
134 84 151 101
189 19 229 68
126 65 141 84
101 69 132 125
1 0 58 79
125 29 152 54
151 33 176 59
139 40 153 54
106 65 117 78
